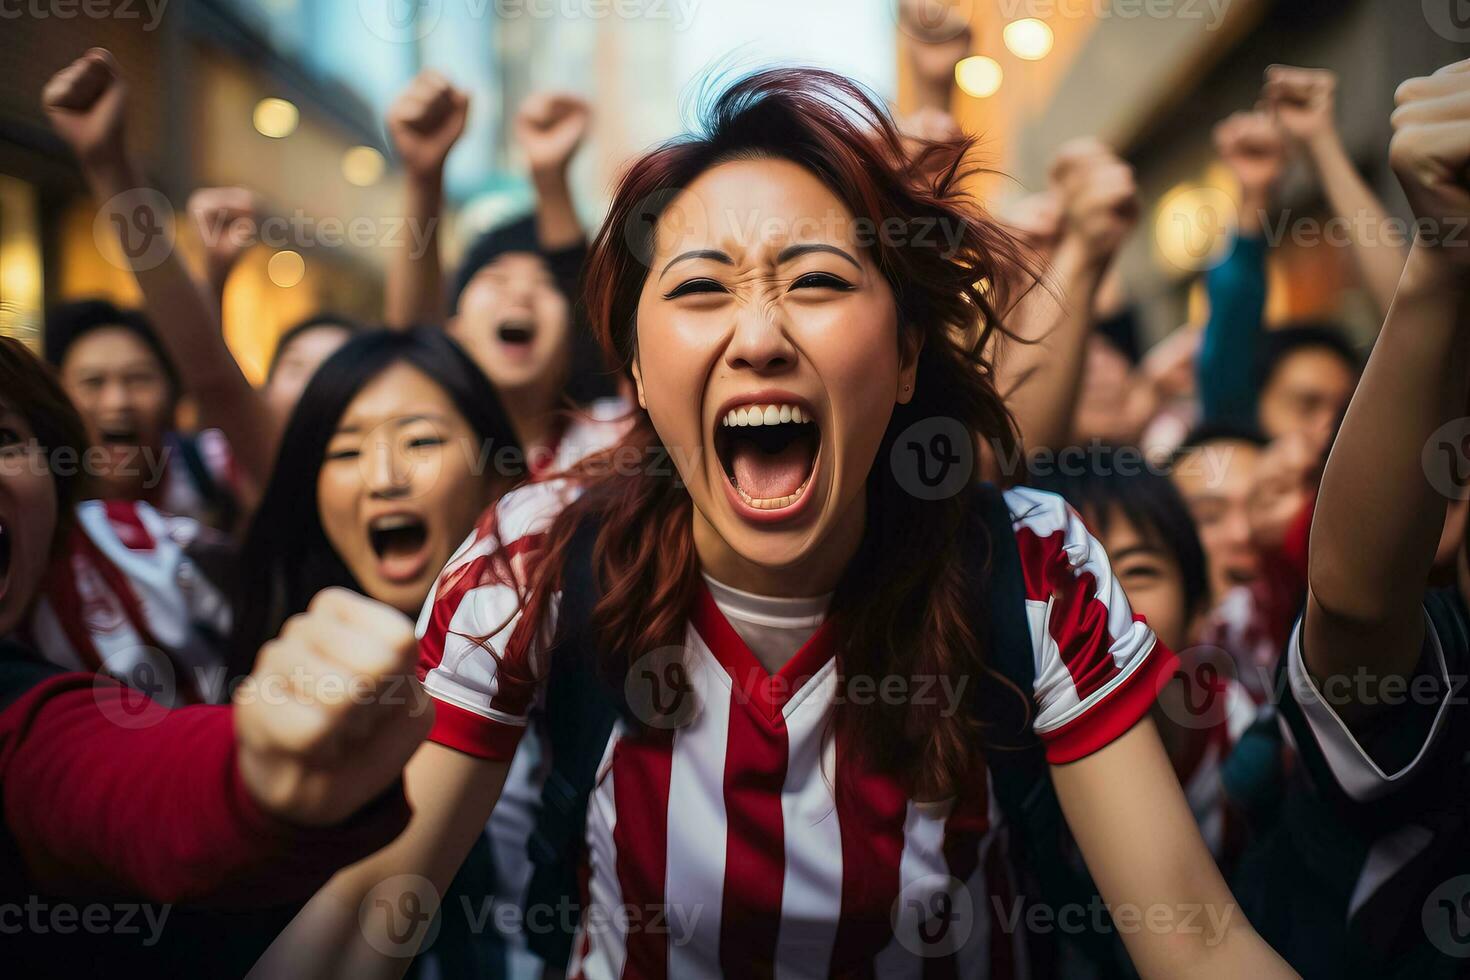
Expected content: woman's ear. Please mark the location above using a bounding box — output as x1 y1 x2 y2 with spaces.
629 355 648 410
897 326 923 405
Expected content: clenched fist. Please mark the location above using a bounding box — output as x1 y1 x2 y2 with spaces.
998 189 1063 257
387 69 470 182
1213 111 1286 200
1262 65 1338 145
514 92 591 177
41 48 128 168
188 186 260 284
1049 138 1139 266
233 588 433 827
1390 58 1470 265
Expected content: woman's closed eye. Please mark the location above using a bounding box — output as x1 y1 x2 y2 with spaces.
663 278 728 300
325 446 360 462
789 271 854 292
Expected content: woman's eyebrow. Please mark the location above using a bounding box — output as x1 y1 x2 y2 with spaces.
660 249 733 277
777 243 861 269
332 414 447 437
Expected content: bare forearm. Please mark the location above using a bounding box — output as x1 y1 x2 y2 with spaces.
1053 720 1294 979
1306 130 1408 319
1309 247 1470 664
385 174 446 328
532 166 583 252
999 236 1106 452
82 156 272 495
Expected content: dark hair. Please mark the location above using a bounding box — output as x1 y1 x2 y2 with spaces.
1256 321 1359 392
449 215 543 311
43 299 180 398
494 66 1033 800
1029 447 1209 617
0 337 93 555
265 312 363 380
1175 421 1269 458
230 327 523 673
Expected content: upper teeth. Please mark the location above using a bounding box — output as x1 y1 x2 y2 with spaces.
371 515 419 532
721 403 808 427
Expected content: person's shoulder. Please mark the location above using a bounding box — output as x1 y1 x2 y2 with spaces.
495 478 583 546
76 499 168 554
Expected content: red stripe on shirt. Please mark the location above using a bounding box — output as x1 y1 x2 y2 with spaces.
424 696 526 761
613 727 675 980
1015 525 1122 701
102 499 155 550
831 721 910 977
719 683 788 978
1041 640 1179 763
419 553 494 676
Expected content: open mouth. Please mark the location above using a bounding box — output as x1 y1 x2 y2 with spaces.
715 402 820 514
367 513 430 583
99 425 139 445
0 518 10 604
495 318 536 349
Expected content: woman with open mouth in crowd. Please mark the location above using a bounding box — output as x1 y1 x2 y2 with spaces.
258 66 1294 978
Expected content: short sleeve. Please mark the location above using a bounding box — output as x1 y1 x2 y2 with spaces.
415 480 577 761
1281 597 1460 803
1004 487 1178 764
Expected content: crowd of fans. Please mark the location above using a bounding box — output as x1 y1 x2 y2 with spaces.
1 16 1468 980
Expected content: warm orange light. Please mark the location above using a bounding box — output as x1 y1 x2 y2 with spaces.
955 56 1003 98
1003 19 1053 60
268 249 305 287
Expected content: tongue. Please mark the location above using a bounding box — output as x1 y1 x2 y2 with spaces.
732 440 810 499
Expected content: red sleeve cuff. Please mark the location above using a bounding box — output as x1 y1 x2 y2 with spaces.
1041 641 1179 764
425 695 526 761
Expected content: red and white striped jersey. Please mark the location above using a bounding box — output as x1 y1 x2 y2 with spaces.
527 398 633 481
417 483 1176 978
26 499 232 706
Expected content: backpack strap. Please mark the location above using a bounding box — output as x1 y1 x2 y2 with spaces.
523 515 623 968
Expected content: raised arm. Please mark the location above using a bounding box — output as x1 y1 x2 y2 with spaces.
384 70 469 329
1264 66 1408 321
1303 60 1470 715
187 185 261 307
1052 719 1295 978
1197 112 1284 427
997 139 1139 453
42 49 273 501
514 92 591 253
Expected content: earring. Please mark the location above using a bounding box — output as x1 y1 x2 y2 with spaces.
903 384 912 392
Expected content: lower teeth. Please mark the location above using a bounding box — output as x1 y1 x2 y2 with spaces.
733 479 809 510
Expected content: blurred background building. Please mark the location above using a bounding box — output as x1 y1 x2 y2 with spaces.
0 0 1463 373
